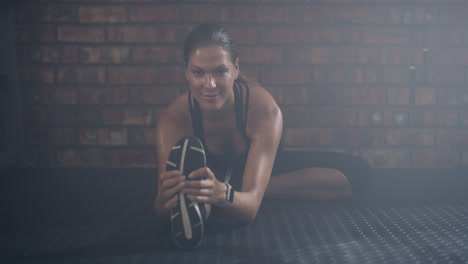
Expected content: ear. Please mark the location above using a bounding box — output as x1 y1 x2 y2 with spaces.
234 58 240 79
185 65 190 81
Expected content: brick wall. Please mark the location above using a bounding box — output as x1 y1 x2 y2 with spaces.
15 0 468 168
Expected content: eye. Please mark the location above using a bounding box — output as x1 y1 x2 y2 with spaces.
192 70 203 77
216 68 228 76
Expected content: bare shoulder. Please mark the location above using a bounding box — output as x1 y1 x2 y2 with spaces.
245 80 282 137
247 80 282 119
157 91 192 135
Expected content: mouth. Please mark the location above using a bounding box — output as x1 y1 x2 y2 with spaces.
202 93 220 100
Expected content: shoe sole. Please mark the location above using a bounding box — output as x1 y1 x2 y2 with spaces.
167 136 206 249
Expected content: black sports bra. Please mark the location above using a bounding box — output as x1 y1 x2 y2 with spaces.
188 79 251 189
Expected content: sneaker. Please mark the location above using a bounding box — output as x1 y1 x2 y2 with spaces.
166 136 206 249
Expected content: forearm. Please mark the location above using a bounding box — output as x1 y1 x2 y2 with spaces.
217 190 262 224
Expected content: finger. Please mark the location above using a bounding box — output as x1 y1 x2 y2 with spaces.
182 188 214 197
159 170 182 181
161 175 185 190
188 167 214 180
164 194 178 209
187 195 209 204
183 179 212 189
162 181 185 199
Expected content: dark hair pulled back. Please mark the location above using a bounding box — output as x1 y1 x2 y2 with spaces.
183 24 239 66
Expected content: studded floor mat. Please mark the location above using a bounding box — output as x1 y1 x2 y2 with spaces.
2 200 467 264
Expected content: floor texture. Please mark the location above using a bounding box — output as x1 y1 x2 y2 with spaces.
1 166 467 264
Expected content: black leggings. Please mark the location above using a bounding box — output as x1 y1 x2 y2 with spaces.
272 151 371 195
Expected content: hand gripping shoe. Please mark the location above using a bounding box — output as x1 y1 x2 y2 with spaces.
166 136 206 249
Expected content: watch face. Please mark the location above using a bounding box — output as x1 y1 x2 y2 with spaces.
227 184 235 203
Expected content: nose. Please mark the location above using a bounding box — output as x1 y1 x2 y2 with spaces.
203 74 216 89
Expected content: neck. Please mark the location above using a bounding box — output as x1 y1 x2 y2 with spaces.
202 96 235 122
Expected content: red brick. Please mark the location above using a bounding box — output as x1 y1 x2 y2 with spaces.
132 46 181 64
335 128 385 147
98 128 128 146
335 87 386 105
239 66 261 81
16 25 56 43
105 148 156 167
363 66 410 85
20 4 78 22
108 66 157 85
80 46 130 64
436 129 468 147
79 5 127 23
22 107 50 125
388 7 411 24
309 86 336 106
413 27 464 46
19 66 55 84
439 6 468 24
51 88 78 105
414 87 436 105
233 6 284 23
360 149 411 168
383 47 423 65
414 7 439 24
130 86 178 105
287 47 381 65
159 66 185 84
51 108 101 125
18 46 79 63
359 108 409 126
128 128 156 146
387 129 434 147
409 109 458 126
79 87 129 105
130 5 179 22
181 5 230 22
239 47 284 64
387 87 410 105
78 128 98 145
26 127 76 146
314 66 363 85
263 67 311 85
362 26 410 45
438 88 468 105
428 48 468 66
102 107 153 125
261 27 308 44
57 66 106 84
158 25 193 44
282 107 356 126
460 109 468 126
310 26 360 44
107 26 158 43
285 6 332 24
334 7 387 24
230 26 258 45
284 128 334 147
284 87 308 104
57 26 105 43
427 68 465 85
411 149 461 168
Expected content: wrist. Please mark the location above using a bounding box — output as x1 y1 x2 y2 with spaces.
217 182 234 207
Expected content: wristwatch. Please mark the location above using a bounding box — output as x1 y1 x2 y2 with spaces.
218 182 234 207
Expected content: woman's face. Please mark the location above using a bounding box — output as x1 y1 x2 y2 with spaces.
185 45 239 112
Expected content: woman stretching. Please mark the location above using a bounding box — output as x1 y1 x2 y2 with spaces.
153 24 371 248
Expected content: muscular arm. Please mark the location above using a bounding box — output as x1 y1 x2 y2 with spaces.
216 87 283 223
